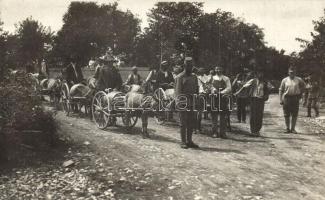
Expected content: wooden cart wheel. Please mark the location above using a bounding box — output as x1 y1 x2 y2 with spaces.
122 112 138 128
92 91 110 129
61 83 70 116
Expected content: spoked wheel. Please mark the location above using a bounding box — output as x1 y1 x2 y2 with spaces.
92 91 110 129
61 83 70 116
154 111 166 125
122 112 138 128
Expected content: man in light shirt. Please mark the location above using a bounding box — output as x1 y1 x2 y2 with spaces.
210 66 232 138
236 69 269 136
279 67 306 134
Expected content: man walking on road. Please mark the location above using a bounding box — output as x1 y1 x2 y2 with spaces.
279 67 306 134
175 57 199 149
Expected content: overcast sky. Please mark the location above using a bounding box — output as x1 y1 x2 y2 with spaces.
1 0 325 54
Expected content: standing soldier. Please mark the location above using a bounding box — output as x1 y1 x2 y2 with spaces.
175 57 199 149
94 55 123 91
279 67 306 134
232 67 251 123
307 77 320 117
124 66 142 86
195 67 210 134
145 66 159 92
210 66 232 138
235 69 269 136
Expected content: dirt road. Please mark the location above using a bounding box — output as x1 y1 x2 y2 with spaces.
51 94 325 200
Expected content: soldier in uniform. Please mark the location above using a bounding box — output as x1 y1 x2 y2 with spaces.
124 66 142 86
307 77 320 117
210 66 232 138
94 55 123 91
232 67 251 123
157 61 174 90
175 57 199 149
145 66 159 92
279 67 306 134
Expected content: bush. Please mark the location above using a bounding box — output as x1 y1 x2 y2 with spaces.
0 71 57 161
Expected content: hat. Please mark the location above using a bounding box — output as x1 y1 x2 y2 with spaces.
184 57 193 62
132 66 137 71
161 61 168 66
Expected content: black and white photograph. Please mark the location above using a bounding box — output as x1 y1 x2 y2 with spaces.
1 0 325 199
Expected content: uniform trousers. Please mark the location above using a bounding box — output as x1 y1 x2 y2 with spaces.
179 111 196 143
307 98 319 116
250 97 265 134
236 97 248 122
211 111 227 137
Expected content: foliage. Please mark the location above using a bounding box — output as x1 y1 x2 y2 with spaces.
15 17 54 68
196 11 266 73
135 2 203 68
52 2 140 67
0 71 57 160
296 9 325 81
135 2 289 79
0 19 7 80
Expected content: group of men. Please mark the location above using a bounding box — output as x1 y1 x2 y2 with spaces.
174 58 313 149
175 57 272 149
62 53 318 149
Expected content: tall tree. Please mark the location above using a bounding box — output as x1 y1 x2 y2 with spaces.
53 2 140 67
16 17 53 68
135 2 203 68
297 9 325 80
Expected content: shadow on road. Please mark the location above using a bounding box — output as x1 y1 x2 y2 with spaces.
149 134 180 144
262 135 311 141
199 147 245 154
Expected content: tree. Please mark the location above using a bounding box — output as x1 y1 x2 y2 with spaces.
0 19 7 79
53 2 140 67
15 17 53 69
197 11 266 73
135 2 203 68
296 9 325 80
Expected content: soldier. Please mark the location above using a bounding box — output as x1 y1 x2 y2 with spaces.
145 66 159 91
195 67 210 134
210 66 232 138
124 66 142 85
94 55 123 91
175 57 199 149
235 69 269 136
279 67 306 134
232 67 251 123
39 59 49 80
157 61 174 90
307 78 320 117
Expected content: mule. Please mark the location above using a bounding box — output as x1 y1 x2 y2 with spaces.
40 78 62 109
123 84 162 138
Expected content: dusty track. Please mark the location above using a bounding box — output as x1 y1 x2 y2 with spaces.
56 95 325 200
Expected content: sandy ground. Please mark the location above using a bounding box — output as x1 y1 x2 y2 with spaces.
1 94 325 200
47 94 325 200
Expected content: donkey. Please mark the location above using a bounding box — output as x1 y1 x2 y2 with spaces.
123 83 163 138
